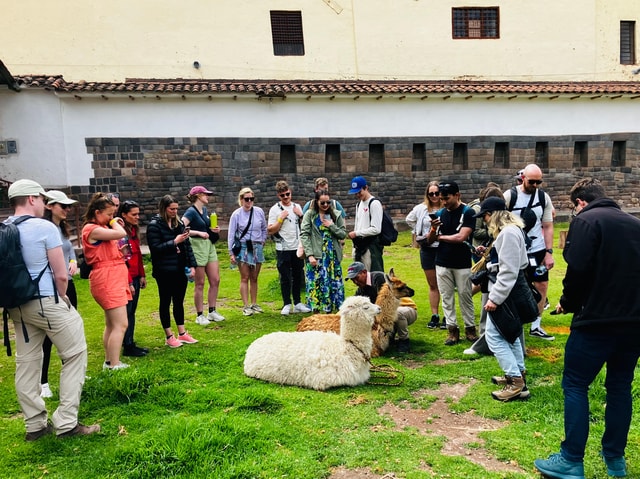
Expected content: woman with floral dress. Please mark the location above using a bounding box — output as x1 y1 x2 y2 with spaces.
300 189 347 312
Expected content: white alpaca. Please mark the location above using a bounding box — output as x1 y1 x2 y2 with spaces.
243 296 381 391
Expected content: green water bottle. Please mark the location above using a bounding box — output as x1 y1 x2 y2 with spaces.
210 211 217 228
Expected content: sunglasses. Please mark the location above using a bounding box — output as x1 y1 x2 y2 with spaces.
243 197 255 202
278 192 291 198
428 192 440 197
53 203 72 210
526 178 543 185
319 200 331 206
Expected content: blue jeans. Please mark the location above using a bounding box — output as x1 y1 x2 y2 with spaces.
485 313 525 377
561 328 640 462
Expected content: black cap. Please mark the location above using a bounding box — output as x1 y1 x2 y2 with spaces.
438 181 459 195
473 197 507 218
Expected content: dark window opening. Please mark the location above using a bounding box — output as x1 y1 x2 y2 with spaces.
270 11 305 56
369 144 385 173
453 8 499 39
535 142 549 169
325 144 341 174
280 145 296 173
494 142 510 168
612 141 626 167
453 143 468 170
573 141 588 168
412 143 426 172
621 21 636 65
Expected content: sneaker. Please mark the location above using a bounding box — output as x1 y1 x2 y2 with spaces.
195 314 211 326
534 453 585 479
530 327 555 341
207 310 225 322
57 423 101 438
123 345 148 357
427 314 440 329
109 362 130 371
440 319 448 330
281 304 292 316
601 452 627 477
544 297 550 310
40 383 53 399
250 304 264 313
396 338 410 353
463 347 478 355
242 306 254 316
293 303 311 313
165 335 183 348
178 332 198 344
25 422 53 441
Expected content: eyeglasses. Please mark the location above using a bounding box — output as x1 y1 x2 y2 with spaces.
319 201 331 206
526 178 543 185
428 192 440 197
278 192 291 198
243 197 255 202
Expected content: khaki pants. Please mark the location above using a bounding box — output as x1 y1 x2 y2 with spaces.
395 306 417 340
435 265 475 329
10 297 87 435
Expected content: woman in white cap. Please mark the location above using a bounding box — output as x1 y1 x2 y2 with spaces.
39 190 79 398
183 186 224 325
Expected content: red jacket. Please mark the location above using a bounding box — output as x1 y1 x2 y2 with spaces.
126 226 145 284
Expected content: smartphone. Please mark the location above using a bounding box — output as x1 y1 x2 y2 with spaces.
184 226 191 234
429 213 438 220
462 240 476 253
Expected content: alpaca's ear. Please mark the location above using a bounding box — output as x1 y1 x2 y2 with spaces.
384 274 393 287
388 267 395 278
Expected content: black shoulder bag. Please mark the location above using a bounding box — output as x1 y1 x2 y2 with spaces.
232 208 253 256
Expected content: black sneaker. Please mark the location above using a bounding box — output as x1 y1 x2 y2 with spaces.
123 345 148 357
427 315 440 329
529 328 555 341
440 319 448 330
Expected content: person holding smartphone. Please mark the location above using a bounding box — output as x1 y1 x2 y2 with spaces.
406 181 444 329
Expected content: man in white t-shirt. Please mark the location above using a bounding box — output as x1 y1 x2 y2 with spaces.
347 176 384 272
5 179 99 441
268 180 311 315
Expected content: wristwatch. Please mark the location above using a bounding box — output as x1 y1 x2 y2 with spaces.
546 248 553 254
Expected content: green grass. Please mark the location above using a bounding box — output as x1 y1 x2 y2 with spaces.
0 227 638 478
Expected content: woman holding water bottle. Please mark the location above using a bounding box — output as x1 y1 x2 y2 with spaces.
183 186 224 325
82 192 132 370
147 195 198 348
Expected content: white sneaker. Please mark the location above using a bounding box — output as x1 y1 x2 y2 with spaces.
207 310 226 322
103 362 130 371
40 383 53 398
293 303 311 313
463 347 478 355
242 306 254 316
195 314 211 325
281 304 292 315
250 304 264 313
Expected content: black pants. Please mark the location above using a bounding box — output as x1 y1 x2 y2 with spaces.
276 249 305 306
154 269 188 330
123 276 141 347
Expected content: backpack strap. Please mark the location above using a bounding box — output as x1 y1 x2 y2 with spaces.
507 186 518 211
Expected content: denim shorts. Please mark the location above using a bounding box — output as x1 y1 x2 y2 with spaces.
238 241 264 266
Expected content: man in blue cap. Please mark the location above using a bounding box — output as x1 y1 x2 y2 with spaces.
347 176 384 272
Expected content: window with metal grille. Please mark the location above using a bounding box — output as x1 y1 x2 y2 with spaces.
325 144 341 173
270 11 305 56
280 145 296 173
412 143 426 172
453 8 499 39
453 143 468 170
620 21 636 65
494 142 510 168
573 141 588 168
535 142 549 169
369 144 385 173
612 141 626 167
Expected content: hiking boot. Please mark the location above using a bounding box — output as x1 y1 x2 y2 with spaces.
293 303 311 313
491 376 526 402
530 327 555 340
444 326 460 346
396 338 410 353
427 314 440 329
57 423 101 439
601 452 627 477
178 332 198 344
40 383 53 398
25 422 53 441
165 335 183 348
534 452 585 479
492 371 530 399
207 310 226 322
195 314 211 326
464 326 479 342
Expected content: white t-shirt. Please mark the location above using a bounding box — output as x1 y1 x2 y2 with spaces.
503 187 553 253
268 202 301 251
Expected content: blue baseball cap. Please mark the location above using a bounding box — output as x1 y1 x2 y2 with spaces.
348 176 367 194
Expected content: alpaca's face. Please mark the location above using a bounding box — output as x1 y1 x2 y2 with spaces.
339 296 380 328
384 273 415 299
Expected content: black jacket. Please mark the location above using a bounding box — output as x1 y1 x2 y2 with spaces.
561 198 640 331
146 215 196 275
355 271 386 303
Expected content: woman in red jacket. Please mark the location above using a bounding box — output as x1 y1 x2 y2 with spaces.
118 200 148 357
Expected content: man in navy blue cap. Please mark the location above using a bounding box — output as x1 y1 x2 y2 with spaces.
347 176 384 272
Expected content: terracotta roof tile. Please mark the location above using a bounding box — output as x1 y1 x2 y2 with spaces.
13 76 640 96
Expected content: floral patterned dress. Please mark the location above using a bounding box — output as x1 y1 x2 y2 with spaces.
304 215 345 312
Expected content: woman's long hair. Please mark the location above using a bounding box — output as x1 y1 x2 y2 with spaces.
486 210 524 239
117 200 140 236
158 195 180 229
424 180 441 210
44 208 70 238
82 192 116 227
311 189 337 223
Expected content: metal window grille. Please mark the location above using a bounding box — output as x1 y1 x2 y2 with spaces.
453 8 499 39
620 21 636 65
271 11 305 56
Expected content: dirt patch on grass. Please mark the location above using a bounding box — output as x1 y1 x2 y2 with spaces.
329 382 525 479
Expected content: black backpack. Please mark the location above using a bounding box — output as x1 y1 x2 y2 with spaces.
366 198 398 247
1 216 49 356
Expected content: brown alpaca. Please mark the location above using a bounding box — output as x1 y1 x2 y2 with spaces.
296 268 414 357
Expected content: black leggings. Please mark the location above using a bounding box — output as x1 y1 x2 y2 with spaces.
154 269 188 330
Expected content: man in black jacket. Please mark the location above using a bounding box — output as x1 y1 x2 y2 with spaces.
535 178 640 479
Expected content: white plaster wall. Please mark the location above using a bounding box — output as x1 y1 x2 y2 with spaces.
2 91 639 187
